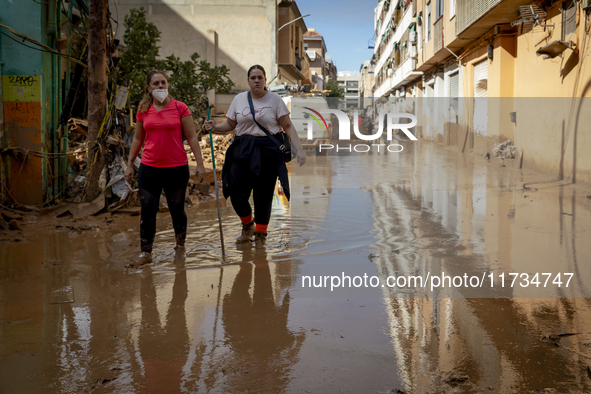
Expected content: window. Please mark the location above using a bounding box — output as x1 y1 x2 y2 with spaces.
436 0 444 19
427 7 431 41
562 0 576 41
418 16 423 52
450 0 455 18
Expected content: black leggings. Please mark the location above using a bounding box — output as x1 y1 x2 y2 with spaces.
230 141 278 226
138 164 189 253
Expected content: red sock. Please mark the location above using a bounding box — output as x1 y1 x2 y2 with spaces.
240 214 253 224
255 224 268 233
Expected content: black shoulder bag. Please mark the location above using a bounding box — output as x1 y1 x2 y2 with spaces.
247 91 296 163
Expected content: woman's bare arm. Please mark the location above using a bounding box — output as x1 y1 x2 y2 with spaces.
181 115 206 179
125 121 146 183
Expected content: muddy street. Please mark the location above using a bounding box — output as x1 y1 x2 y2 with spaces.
2 142 591 393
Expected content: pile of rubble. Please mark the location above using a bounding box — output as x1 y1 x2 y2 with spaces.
57 114 235 219
193 133 233 168
492 139 516 159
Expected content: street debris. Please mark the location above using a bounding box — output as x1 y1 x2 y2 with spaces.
541 332 577 346
0 211 23 231
68 118 88 135
442 371 469 386
492 139 516 159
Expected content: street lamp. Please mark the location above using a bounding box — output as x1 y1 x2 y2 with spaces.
277 14 311 32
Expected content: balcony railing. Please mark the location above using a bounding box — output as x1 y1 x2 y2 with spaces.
434 15 443 52
456 0 502 35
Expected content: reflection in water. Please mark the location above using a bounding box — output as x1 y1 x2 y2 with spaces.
219 249 305 393
2 141 591 393
138 255 190 393
368 143 591 393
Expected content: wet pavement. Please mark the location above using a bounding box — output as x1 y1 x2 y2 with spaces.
2 141 591 393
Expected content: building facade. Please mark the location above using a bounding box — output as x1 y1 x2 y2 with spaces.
337 72 360 110
277 0 309 86
373 0 591 184
304 28 328 90
325 55 338 83
110 0 278 113
0 0 66 205
359 60 375 109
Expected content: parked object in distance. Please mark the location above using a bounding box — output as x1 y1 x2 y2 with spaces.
282 96 332 154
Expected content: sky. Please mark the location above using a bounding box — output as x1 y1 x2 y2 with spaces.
294 0 377 74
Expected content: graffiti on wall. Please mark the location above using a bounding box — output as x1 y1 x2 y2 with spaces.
2 75 44 205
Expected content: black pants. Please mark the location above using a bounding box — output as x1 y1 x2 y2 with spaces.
229 139 278 226
138 164 189 253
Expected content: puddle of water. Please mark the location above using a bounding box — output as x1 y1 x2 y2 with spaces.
1 143 591 393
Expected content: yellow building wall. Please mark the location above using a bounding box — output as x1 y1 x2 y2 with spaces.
512 3 591 183
456 3 591 184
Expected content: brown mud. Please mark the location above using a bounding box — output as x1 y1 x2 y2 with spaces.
1 141 591 393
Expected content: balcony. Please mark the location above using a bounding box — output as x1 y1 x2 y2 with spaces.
374 57 422 98
456 0 502 34
434 15 443 53
448 0 533 56
375 5 414 75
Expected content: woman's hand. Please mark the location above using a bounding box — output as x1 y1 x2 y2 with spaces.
204 120 215 132
296 149 306 166
124 165 135 184
194 163 206 181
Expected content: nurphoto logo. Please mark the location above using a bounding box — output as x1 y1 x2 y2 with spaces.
303 109 418 153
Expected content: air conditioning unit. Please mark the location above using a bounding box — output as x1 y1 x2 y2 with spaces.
409 45 417 59
409 31 417 43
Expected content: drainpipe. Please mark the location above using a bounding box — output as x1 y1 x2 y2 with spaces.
47 0 56 201
0 36 5 203
66 2 72 93
49 0 60 200
60 1 70 198
56 0 63 199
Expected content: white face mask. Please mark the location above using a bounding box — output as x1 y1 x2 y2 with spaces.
151 88 168 103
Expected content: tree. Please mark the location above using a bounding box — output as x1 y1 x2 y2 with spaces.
118 8 234 115
326 80 344 97
86 0 108 201
164 54 234 115
118 7 164 106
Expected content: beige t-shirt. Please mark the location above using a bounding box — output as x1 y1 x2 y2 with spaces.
226 91 290 136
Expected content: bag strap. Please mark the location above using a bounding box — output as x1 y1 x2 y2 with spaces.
247 91 287 153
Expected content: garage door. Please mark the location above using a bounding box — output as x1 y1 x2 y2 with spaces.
449 71 459 123
473 60 488 136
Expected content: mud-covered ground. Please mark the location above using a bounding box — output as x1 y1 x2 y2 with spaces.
2 141 591 393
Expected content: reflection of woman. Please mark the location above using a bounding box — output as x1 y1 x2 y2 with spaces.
125 70 206 265
138 258 190 392
221 250 304 392
204 65 306 248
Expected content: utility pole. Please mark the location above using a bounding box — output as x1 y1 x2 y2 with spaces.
86 0 108 201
